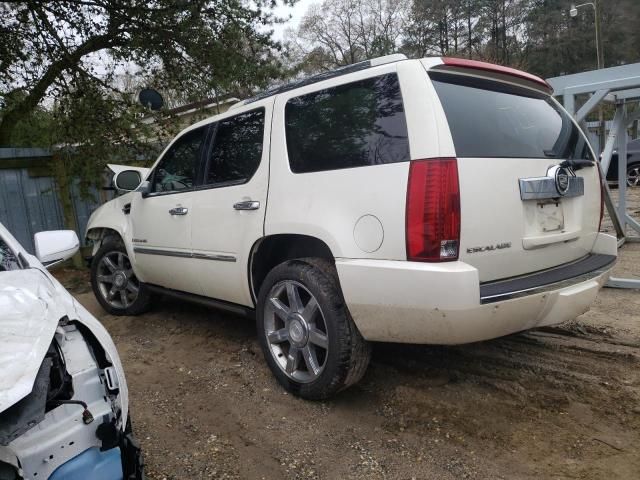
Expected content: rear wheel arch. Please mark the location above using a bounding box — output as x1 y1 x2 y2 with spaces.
249 234 336 304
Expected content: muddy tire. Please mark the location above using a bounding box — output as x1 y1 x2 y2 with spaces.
256 258 371 400
90 238 151 316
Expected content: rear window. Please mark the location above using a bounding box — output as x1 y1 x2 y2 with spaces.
430 72 594 161
285 73 410 173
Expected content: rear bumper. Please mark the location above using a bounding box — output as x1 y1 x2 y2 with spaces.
479 253 615 303
335 233 617 345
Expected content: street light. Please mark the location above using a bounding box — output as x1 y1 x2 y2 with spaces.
570 2 605 153
569 2 603 70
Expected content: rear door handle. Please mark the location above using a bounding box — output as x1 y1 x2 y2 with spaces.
233 200 260 211
169 207 189 216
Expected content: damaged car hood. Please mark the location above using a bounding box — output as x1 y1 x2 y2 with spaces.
0 269 68 412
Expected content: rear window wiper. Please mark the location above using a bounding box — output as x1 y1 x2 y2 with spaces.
559 159 595 171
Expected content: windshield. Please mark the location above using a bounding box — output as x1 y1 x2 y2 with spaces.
430 72 595 161
0 237 20 272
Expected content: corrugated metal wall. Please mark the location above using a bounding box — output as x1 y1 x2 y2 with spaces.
0 168 105 254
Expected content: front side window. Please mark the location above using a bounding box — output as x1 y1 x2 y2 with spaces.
285 73 410 174
0 237 20 271
204 108 265 186
152 126 207 193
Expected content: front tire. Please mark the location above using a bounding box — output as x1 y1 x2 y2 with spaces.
257 258 371 400
90 238 151 316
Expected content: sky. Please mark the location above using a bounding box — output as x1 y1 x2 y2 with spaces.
271 0 318 41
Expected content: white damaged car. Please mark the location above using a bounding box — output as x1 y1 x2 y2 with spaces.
0 223 142 480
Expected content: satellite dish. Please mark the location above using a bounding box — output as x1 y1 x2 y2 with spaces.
138 88 164 111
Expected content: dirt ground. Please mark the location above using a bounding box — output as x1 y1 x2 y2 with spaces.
55 191 640 480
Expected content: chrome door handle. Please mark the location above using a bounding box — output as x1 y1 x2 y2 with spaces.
233 200 260 211
168 206 189 215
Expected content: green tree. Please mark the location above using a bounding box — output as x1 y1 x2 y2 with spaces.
288 0 408 73
0 0 290 146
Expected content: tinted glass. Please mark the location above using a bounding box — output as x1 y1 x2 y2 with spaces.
0 237 19 271
285 73 410 173
153 126 206 193
628 139 640 152
205 109 265 185
430 73 594 161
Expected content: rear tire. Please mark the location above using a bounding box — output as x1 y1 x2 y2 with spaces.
90 238 151 316
256 258 371 400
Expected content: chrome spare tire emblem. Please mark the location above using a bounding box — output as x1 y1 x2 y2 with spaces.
555 166 570 196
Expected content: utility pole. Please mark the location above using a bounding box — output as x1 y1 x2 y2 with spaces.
571 1 605 150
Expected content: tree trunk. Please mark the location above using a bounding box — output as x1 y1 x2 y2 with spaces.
467 1 472 58
52 152 83 268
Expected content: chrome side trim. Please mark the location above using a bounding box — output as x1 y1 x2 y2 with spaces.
133 247 191 258
134 247 236 262
519 175 584 200
480 260 615 304
192 253 237 262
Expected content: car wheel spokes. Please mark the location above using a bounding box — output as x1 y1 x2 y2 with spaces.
264 280 329 383
97 250 140 310
627 167 640 187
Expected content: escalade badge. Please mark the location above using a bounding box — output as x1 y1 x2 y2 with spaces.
467 242 511 254
555 167 570 196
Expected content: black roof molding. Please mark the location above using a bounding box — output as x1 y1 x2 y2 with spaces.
236 53 408 108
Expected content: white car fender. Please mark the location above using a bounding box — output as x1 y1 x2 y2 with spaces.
86 192 136 259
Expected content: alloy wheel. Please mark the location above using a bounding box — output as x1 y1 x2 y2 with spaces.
627 166 640 187
96 251 140 309
263 280 329 383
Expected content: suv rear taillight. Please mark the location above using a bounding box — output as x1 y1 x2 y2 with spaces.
406 158 461 262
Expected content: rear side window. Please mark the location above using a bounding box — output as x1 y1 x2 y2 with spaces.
285 73 410 173
430 72 594 161
153 126 207 193
204 108 265 186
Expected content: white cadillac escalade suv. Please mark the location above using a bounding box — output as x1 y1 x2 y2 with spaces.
86 54 617 400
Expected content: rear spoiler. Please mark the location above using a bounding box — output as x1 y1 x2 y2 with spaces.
432 57 553 95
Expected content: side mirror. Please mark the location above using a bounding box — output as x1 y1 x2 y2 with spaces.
139 180 151 198
114 170 143 192
34 230 79 267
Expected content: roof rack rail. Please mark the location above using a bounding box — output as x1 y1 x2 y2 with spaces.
232 53 407 109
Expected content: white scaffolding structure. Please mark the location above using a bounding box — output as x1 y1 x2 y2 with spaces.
548 62 640 289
